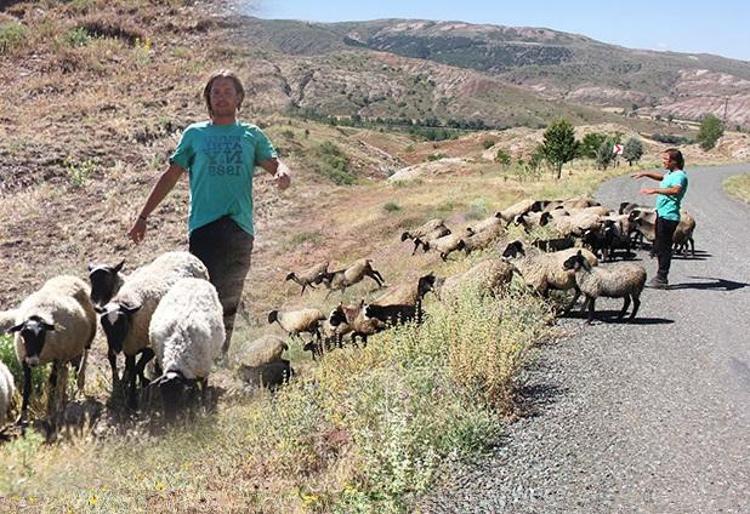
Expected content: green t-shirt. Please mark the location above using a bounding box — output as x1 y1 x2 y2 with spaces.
655 169 688 222
169 121 277 236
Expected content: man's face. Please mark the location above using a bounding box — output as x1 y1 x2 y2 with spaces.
209 77 241 117
662 153 674 170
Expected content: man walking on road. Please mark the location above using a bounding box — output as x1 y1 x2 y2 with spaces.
632 148 689 289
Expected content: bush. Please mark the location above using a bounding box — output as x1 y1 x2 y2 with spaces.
426 153 447 162
0 335 48 401
579 132 608 159
315 142 355 185
0 21 27 54
651 133 691 145
542 118 578 179
595 139 615 170
65 158 96 188
482 138 496 150
696 114 724 151
63 27 92 47
495 149 511 166
465 198 489 220
623 137 644 166
383 201 402 213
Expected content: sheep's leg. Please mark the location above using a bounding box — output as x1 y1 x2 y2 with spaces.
135 348 155 388
566 286 581 313
75 349 88 394
124 355 138 409
371 269 385 285
107 349 119 388
618 295 631 320
689 237 695 258
16 363 32 427
411 240 420 255
300 284 307 296
586 296 596 324
629 294 641 321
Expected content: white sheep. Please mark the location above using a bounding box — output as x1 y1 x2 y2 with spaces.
8 275 97 425
235 335 293 386
0 361 15 426
435 258 518 300
268 308 326 341
98 251 209 407
0 309 18 333
147 278 224 414
88 259 126 308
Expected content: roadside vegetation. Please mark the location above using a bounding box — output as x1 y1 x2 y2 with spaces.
723 173 750 203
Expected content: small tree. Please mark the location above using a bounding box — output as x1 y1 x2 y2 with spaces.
542 118 578 179
495 148 511 166
595 139 615 170
622 137 644 166
579 132 608 159
696 114 724 150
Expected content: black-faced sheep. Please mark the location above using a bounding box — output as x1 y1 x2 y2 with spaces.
328 301 384 347
147 278 224 416
7 275 96 425
401 219 451 255
563 250 647 324
0 361 15 426
268 308 326 341
434 258 518 300
417 231 469 261
319 259 385 296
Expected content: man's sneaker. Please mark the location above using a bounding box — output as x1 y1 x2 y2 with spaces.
647 276 669 289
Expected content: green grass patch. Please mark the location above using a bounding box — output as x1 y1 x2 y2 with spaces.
382 201 402 213
723 172 750 203
314 141 356 185
0 21 27 54
286 230 323 249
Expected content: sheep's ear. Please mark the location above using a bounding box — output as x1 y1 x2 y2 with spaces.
122 304 141 316
87 263 95 273
40 320 56 331
285 272 295 281
94 305 107 314
114 260 125 273
7 322 24 333
577 250 583 256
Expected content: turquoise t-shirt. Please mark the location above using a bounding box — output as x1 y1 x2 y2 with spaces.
655 169 688 222
169 121 277 236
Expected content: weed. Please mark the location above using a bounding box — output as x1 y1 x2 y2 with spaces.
65 158 97 188
383 201 402 213
63 27 92 47
314 142 355 185
287 230 323 249
281 129 295 139
426 153 447 162
465 198 489 220
0 22 27 54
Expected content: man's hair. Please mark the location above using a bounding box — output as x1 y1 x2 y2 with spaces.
203 70 245 117
663 148 684 170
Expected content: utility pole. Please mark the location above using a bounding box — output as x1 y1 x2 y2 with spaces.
722 97 729 125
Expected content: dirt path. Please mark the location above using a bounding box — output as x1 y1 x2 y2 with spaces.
419 163 750 513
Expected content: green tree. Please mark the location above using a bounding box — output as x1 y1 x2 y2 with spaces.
622 137 644 166
542 119 578 179
696 114 724 150
595 139 615 170
579 132 608 159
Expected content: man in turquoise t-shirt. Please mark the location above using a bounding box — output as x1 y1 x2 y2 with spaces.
632 148 689 288
128 70 291 354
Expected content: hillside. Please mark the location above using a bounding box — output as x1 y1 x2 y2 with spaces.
238 16 750 128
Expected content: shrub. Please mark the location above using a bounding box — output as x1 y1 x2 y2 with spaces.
63 27 92 47
651 133 691 145
465 198 489 220
383 201 402 213
579 132 608 159
315 142 355 185
542 118 578 179
0 21 27 54
495 149 511 166
696 114 724 151
482 138 496 150
426 153 447 162
595 139 615 170
65 158 96 188
622 137 644 166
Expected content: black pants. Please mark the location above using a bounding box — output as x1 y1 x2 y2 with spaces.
189 216 254 354
655 216 678 281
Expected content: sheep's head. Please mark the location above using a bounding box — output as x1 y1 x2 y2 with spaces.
88 260 125 307
8 316 56 366
417 273 437 299
148 370 195 420
328 305 347 327
539 212 552 227
98 302 141 354
400 231 412 242
502 240 525 258
562 250 590 272
285 272 297 282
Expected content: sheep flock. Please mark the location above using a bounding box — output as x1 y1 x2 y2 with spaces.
0 195 698 434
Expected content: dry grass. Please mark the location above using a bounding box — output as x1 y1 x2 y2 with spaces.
723 172 750 203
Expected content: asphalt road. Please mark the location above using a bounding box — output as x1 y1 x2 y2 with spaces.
419 163 750 513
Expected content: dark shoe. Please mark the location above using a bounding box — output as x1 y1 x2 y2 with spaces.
647 277 669 289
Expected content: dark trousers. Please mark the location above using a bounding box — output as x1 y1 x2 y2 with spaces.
189 216 254 354
654 216 678 281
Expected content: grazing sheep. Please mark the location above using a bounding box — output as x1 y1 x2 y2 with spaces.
417 231 469 261
148 278 224 415
628 209 696 256
470 213 505 233
285 261 329 295
235 335 288 368
463 224 506 254
618 202 650 216
548 210 603 238
502 241 598 309
329 301 384 347
532 236 575 253
514 211 553 233
563 250 647 324
268 308 326 341
88 260 126 308
319 258 385 296
363 303 418 326
401 219 451 254
434 258 518 300
496 198 544 224
372 273 437 307
239 360 294 390
98 251 209 406
0 361 15 426
8 275 97 425
561 196 601 210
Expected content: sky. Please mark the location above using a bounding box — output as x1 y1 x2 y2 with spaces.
250 0 750 62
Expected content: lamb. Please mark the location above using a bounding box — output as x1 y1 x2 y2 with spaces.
147 278 224 415
88 260 126 308
363 303 418 326
401 219 451 254
329 301 384 347
434 258 518 300
319 258 385 296
502 240 599 309
285 261 329 295
7 275 97 425
0 361 15 426
268 308 326 341
97 251 209 406
416 231 469 261
563 250 647 324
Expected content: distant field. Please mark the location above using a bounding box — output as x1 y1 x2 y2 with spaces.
723 173 750 203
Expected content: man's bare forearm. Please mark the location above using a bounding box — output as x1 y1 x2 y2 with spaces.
137 163 183 219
